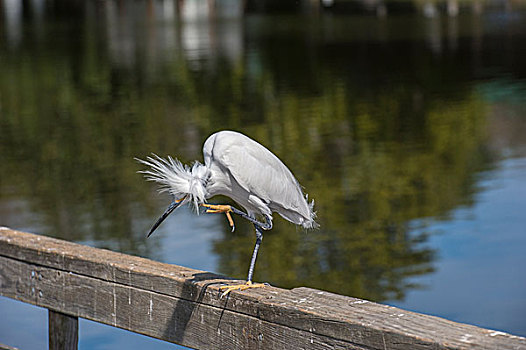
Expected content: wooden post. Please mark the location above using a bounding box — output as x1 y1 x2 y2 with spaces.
48 310 78 350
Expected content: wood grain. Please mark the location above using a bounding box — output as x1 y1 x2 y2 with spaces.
49 310 78 350
0 227 525 350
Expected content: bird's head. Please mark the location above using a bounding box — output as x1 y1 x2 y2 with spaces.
136 155 209 237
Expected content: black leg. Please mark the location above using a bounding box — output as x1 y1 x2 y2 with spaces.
246 224 263 283
217 219 269 297
229 207 273 230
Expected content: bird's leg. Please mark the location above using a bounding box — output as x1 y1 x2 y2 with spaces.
219 224 267 298
202 204 271 297
246 224 263 283
230 207 273 230
202 204 273 232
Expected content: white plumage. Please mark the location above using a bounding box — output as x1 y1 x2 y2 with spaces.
138 130 317 229
137 130 318 293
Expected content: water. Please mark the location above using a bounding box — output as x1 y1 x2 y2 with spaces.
1 0 526 348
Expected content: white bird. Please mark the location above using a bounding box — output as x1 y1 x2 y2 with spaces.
137 130 318 296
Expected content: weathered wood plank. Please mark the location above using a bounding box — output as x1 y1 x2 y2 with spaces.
0 255 365 349
49 310 78 350
0 227 525 350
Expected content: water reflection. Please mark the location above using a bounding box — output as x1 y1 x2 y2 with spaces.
1 0 526 320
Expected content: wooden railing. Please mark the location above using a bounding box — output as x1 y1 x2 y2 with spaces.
0 227 524 350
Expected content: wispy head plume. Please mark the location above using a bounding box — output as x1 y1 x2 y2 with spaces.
135 154 208 212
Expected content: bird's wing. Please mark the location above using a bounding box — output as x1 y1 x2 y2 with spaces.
215 136 308 216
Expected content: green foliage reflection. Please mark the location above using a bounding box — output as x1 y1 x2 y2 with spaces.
0 4 491 302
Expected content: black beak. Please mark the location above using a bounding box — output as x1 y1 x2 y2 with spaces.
147 199 185 238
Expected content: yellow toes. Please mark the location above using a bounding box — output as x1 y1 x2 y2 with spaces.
202 204 235 229
224 212 234 228
202 204 232 212
219 281 266 298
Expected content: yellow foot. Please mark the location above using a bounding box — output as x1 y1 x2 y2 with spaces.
201 204 235 230
219 281 266 298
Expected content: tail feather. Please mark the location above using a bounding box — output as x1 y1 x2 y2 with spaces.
302 197 319 230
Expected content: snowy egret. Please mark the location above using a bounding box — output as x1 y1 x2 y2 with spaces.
137 130 318 296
